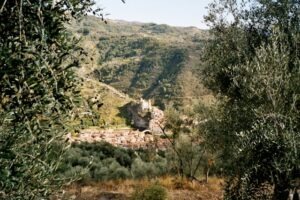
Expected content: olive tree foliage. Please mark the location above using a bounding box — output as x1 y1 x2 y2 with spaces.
203 0 300 199
0 0 101 199
223 35 299 200
162 107 212 182
204 0 300 94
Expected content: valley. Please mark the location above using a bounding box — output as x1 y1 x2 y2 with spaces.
66 15 213 147
2 1 299 199
54 16 224 200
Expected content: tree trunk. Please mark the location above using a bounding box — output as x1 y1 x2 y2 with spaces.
293 189 299 200
273 183 290 200
205 167 210 184
179 160 184 178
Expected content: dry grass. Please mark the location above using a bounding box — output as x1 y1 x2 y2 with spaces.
60 176 223 200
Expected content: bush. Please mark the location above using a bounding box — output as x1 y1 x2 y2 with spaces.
78 27 90 35
130 184 167 200
63 166 91 182
114 148 133 168
61 142 168 181
112 167 131 180
131 158 156 179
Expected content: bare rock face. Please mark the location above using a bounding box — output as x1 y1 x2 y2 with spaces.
127 98 164 134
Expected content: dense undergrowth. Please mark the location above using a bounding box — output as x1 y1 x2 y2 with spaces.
59 142 170 182
59 141 222 183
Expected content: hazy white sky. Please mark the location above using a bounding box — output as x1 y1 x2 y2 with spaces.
95 0 213 29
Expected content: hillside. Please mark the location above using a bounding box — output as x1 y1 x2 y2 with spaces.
59 17 223 200
69 16 212 112
79 78 132 128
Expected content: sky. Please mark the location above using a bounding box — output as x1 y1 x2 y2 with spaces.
95 0 213 29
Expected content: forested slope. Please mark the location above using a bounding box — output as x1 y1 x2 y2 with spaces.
69 16 212 110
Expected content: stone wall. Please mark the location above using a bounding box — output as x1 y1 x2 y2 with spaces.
69 128 169 150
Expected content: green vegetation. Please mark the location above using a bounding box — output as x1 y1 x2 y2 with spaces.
162 107 213 181
0 1 218 200
60 142 169 182
203 0 300 199
78 79 132 128
130 184 167 200
93 35 188 108
59 136 219 185
70 16 211 110
0 0 98 198
2 0 298 199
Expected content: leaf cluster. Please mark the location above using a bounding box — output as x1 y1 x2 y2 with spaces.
0 0 99 198
203 0 300 199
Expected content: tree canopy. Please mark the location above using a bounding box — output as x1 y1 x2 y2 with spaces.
0 0 100 198
203 0 300 199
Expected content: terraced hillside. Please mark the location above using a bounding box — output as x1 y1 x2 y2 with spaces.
69 16 212 112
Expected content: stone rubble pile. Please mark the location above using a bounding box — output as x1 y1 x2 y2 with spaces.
69 128 169 149
149 107 165 134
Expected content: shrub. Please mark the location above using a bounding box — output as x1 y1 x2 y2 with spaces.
130 184 167 200
63 166 91 181
93 166 109 181
131 158 155 178
61 142 168 181
114 148 133 168
78 27 90 35
92 158 131 181
131 157 168 179
111 167 131 180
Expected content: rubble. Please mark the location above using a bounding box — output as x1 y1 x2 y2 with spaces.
68 128 169 150
128 98 165 134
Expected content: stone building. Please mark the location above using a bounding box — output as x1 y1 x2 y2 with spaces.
128 98 164 134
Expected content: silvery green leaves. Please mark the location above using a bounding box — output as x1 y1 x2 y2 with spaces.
0 0 98 199
203 0 300 199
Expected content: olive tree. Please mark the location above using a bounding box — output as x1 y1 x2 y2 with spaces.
203 0 300 199
0 0 101 199
162 107 212 182
222 34 299 200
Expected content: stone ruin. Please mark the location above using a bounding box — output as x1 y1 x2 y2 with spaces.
68 128 169 150
127 98 164 135
66 98 167 150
